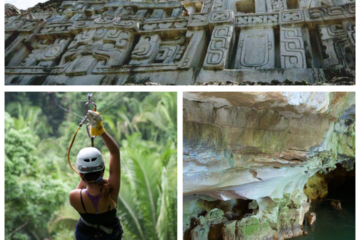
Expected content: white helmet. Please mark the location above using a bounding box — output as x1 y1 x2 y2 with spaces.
76 147 105 174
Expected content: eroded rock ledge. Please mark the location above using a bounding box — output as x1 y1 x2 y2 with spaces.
183 92 355 240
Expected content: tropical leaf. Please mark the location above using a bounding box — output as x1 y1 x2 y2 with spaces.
48 202 80 234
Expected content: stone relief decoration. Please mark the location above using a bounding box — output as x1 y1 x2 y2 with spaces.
201 0 214 13
22 38 71 67
62 28 135 75
130 35 161 65
266 0 287 12
4 0 356 85
235 28 275 69
343 20 355 47
280 27 306 69
236 12 279 27
319 24 354 69
204 25 233 69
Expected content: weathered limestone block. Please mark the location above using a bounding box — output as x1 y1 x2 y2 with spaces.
255 0 267 13
280 27 306 68
178 30 208 69
235 28 275 69
130 35 161 65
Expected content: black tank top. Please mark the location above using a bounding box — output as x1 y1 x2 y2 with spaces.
79 189 117 225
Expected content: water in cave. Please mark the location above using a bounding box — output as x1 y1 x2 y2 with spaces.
297 164 355 240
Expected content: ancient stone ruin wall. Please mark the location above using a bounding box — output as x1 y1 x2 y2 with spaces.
5 0 355 85
183 92 355 240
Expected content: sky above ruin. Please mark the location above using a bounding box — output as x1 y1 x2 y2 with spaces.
5 0 47 10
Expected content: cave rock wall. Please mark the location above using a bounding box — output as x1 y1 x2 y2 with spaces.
183 92 355 240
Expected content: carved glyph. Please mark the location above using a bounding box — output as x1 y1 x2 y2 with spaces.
21 38 70 67
236 12 279 27
319 24 354 68
61 29 134 75
280 10 305 24
204 25 233 69
188 14 209 29
202 0 213 13
209 10 234 25
5 19 25 32
280 27 306 69
235 28 275 69
130 35 161 65
343 21 355 46
299 0 335 8
212 0 228 11
266 0 287 12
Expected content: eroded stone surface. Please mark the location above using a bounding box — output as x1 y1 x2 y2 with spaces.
183 92 355 239
4 0 355 85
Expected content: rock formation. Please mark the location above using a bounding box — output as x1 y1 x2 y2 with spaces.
5 4 21 17
5 0 355 85
307 212 316 225
330 199 342 210
183 92 355 239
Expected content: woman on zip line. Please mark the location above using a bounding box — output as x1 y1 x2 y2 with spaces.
69 110 123 240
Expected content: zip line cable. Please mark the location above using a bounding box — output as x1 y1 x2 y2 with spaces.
51 94 84 119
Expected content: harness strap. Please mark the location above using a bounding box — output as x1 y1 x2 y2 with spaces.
80 189 87 213
80 218 113 235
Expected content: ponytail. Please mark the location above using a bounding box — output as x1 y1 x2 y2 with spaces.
83 172 116 206
99 179 116 206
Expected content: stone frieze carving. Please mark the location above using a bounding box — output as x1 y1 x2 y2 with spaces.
280 27 306 69
204 25 233 69
235 28 275 69
4 0 356 85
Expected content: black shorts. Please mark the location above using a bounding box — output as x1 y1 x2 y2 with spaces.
75 217 123 240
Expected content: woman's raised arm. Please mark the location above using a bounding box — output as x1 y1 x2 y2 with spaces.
100 131 121 197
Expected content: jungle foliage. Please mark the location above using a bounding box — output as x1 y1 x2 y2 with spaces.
5 92 177 240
